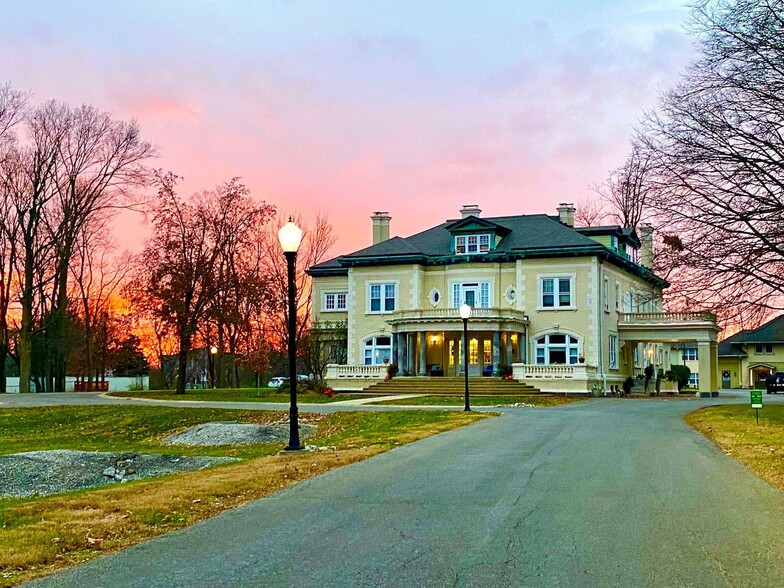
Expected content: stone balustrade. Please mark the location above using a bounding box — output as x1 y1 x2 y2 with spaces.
512 363 599 394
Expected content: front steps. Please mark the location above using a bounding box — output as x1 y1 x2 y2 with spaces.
363 377 543 396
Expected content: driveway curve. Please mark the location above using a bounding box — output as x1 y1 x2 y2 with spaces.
25 394 784 587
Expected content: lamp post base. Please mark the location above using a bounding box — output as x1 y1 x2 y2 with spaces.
284 444 305 451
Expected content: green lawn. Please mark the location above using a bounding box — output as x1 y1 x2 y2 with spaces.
0 405 490 586
373 395 584 407
107 388 369 404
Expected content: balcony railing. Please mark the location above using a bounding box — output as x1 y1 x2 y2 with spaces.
387 307 529 324
325 364 386 379
619 311 717 324
512 363 597 380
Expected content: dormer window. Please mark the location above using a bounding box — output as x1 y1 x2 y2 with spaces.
455 234 491 255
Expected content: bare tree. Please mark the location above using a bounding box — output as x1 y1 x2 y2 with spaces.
594 143 654 230
69 219 131 390
574 197 607 227
127 173 274 394
635 0 784 326
260 213 335 369
0 84 26 392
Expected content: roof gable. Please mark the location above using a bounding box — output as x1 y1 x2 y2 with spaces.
443 216 511 236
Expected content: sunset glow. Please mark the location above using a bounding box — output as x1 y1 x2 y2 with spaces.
1 1 695 255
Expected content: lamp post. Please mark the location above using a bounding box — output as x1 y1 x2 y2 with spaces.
459 303 472 411
209 346 217 389
278 217 304 451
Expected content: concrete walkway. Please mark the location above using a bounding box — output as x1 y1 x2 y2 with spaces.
26 392 784 587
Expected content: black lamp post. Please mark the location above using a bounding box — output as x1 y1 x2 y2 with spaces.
459 303 472 411
278 217 304 451
209 345 217 389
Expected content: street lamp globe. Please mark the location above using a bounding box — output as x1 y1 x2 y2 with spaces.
278 218 303 253
459 303 472 320
210 346 218 355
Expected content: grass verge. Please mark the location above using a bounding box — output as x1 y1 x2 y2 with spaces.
0 406 489 586
373 395 584 407
107 388 367 403
686 404 784 490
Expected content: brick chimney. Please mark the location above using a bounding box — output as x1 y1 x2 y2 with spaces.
557 203 576 227
460 204 482 218
371 211 391 244
639 223 654 268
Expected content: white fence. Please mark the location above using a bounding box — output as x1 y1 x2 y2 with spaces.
4 376 149 394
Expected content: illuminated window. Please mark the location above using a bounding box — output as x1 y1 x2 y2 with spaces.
483 340 492 364
469 339 479 364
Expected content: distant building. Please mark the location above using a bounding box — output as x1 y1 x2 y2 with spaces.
719 315 784 388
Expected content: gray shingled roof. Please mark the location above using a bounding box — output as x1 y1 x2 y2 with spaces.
308 213 663 287
340 214 599 259
737 315 784 343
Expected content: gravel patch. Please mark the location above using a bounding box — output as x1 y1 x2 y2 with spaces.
164 421 317 446
0 450 238 499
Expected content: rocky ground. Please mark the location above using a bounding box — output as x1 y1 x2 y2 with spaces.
163 421 317 446
0 450 238 499
1 421 321 499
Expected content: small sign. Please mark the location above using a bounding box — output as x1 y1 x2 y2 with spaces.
751 389 763 409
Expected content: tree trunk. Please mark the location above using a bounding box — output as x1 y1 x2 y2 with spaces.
0 342 6 394
18 255 34 393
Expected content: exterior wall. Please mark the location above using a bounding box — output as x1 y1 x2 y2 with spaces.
312 252 665 390
718 357 743 388
311 275 350 325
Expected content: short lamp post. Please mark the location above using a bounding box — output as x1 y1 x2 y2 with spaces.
209 345 218 389
459 303 472 411
278 217 304 451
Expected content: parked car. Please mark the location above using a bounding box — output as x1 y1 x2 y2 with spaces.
296 374 309 382
268 377 288 388
766 372 784 394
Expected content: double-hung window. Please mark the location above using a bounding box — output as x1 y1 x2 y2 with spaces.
603 278 609 312
608 334 618 369
540 277 573 308
455 234 491 255
369 283 396 313
615 283 621 311
755 343 773 354
323 292 347 312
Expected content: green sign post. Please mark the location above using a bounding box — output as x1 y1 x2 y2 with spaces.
751 389 763 423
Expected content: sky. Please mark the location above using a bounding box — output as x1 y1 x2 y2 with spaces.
0 0 696 257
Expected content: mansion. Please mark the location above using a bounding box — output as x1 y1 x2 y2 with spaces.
308 204 720 396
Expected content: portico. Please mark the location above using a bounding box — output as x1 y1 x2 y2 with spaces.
387 308 529 377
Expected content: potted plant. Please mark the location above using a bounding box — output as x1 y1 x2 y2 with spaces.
385 362 399 381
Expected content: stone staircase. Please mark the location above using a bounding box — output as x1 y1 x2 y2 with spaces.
363 377 543 396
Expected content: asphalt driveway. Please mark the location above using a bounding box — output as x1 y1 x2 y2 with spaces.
25 393 784 587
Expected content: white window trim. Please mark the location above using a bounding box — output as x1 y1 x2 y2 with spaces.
455 233 492 255
362 334 394 366
537 273 576 311
615 282 621 312
533 332 582 365
366 281 398 314
603 277 610 313
323 291 348 312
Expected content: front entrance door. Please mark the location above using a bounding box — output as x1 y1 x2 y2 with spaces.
448 333 491 376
